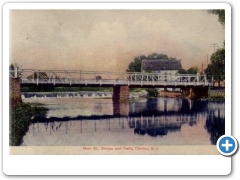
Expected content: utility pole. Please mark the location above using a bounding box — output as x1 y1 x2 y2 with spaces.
210 43 219 52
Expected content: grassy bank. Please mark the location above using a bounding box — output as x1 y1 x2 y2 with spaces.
158 89 225 101
10 103 48 146
207 90 225 101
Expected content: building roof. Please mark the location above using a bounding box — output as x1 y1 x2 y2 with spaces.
142 59 182 71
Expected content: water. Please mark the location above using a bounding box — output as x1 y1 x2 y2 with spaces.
22 92 225 146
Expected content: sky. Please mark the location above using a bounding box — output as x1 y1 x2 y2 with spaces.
9 10 225 72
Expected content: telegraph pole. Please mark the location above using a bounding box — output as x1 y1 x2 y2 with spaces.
210 43 219 52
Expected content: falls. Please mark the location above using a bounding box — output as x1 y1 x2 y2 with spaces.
21 92 113 99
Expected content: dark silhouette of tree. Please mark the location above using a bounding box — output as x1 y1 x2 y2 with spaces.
126 54 146 72
177 68 188 74
205 111 225 145
10 103 48 146
208 10 225 27
9 63 15 77
187 66 200 74
204 48 225 87
206 10 225 87
126 53 171 72
9 63 14 70
177 66 199 74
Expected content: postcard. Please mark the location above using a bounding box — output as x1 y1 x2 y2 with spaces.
3 2 233 175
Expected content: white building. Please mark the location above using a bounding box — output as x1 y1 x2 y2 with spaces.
141 59 182 92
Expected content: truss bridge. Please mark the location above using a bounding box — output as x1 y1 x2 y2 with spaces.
9 69 212 102
10 69 211 87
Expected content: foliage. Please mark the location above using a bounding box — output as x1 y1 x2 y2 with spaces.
177 68 188 74
147 52 169 60
204 48 225 87
9 63 22 78
9 64 15 77
208 10 225 26
186 66 200 74
9 63 14 70
207 10 225 87
177 66 199 74
207 94 225 102
126 53 172 72
146 88 159 98
10 103 48 146
28 72 49 80
126 54 146 72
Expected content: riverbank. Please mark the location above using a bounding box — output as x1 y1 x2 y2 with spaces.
207 90 225 101
158 89 225 101
10 103 48 146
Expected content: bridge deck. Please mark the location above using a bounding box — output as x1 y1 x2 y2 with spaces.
10 69 212 87
19 79 210 87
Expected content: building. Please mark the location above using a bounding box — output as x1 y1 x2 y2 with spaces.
141 59 182 74
141 59 182 92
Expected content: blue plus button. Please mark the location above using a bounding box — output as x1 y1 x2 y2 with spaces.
217 135 238 156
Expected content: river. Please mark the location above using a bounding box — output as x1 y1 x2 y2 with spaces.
22 92 225 146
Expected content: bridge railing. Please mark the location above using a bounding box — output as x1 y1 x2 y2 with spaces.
10 69 212 86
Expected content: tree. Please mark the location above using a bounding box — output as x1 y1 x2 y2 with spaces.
187 66 199 74
126 53 171 72
177 68 188 74
177 66 199 74
204 48 225 87
10 103 47 146
9 63 14 70
9 63 22 78
208 10 225 26
126 55 146 72
207 10 225 87
147 52 169 60
146 88 159 98
27 72 49 80
9 63 15 77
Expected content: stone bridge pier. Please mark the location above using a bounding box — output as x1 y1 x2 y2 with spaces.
10 78 22 106
112 85 129 103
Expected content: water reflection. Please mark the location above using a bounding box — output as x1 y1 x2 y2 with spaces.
132 116 182 137
113 102 129 116
205 110 225 145
23 96 225 146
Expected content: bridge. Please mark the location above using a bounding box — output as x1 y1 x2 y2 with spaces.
10 69 212 103
10 69 210 87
